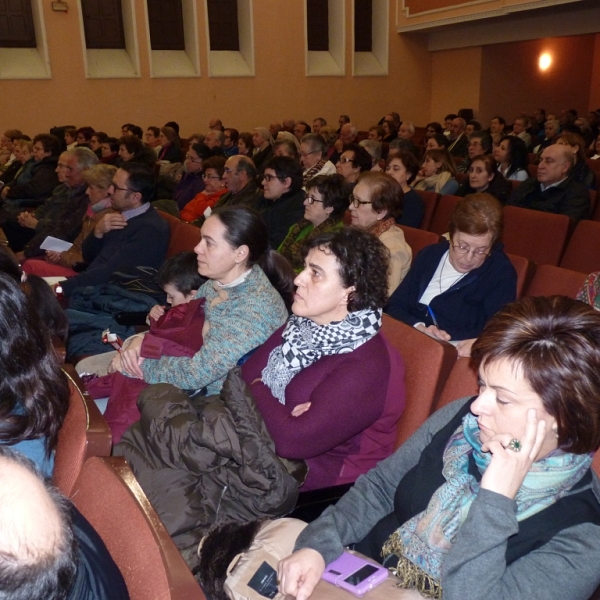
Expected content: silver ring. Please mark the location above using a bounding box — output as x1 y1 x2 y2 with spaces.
507 438 522 452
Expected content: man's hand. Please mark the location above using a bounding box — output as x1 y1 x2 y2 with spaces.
45 250 63 264
1 186 10 199
17 211 38 229
94 213 127 238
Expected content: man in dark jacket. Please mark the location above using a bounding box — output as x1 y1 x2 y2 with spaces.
261 156 306 249
61 162 169 297
508 144 590 221
214 155 267 212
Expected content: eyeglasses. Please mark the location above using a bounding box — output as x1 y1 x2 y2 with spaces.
306 194 324 204
262 174 283 182
185 154 202 163
111 181 134 193
339 157 354 164
202 174 221 180
56 163 73 171
451 244 489 257
349 194 372 208
300 150 317 158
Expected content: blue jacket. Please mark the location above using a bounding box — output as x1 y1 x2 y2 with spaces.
385 239 517 340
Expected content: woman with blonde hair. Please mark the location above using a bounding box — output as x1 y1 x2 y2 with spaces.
412 148 459 195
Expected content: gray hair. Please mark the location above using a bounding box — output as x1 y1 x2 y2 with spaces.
207 130 225 145
254 127 274 145
359 139 382 162
301 133 327 156
401 121 415 135
67 146 99 170
468 131 493 153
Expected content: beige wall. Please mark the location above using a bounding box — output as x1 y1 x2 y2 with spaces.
0 0 432 138
430 47 482 123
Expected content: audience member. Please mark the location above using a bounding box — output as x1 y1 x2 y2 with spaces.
489 116 506 135
396 121 420 159
214 155 266 212
337 114 350 133
533 118 560 156
157 126 183 163
510 116 532 149
443 113 457 135
556 131 595 189
269 122 282 138
335 143 372 184
426 133 450 150
294 120 311 142
261 156 306 249
465 119 482 135
312 117 326 134
100 137 119 165
447 118 469 158
457 154 512 205
382 119 397 143
0 138 34 186
145 126 161 154
117 135 157 168
223 128 239 157
457 130 493 173
60 163 169 297
413 148 459 195
252 127 274 170
75 126 94 148
349 171 411 295
494 136 529 181
360 139 383 172
368 125 385 142
237 131 253 156
0 129 23 168
385 150 425 228
180 156 227 224
64 127 77 151
300 133 336 184
278 173 348 271
508 144 591 221
386 193 516 351
273 139 300 160
332 123 358 162
205 130 225 152
173 142 211 211
208 117 224 131
89 131 107 158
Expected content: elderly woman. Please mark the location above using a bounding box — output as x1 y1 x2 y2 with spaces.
273 139 300 160
385 150 424 228
280 295 600 600
556 132 595 189
278 174 349 271
237 132 254 156
412 148 459 195
1 139 35 188
336 144 372 184
493 136 529 181
349 172 412 295
179 156 227 224
117 135 157 169
116 227 405 562
22 164 117 278
157 126 183 163
386 193 516 355
173 142 213 211
300 133 336 184
456 154 512 204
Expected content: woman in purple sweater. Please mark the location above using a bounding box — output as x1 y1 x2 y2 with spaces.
241 227 406 490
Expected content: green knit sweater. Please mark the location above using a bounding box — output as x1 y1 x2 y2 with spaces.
141 265 288 394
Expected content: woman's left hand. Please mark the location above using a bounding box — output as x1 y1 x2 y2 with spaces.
119 337 145 379
480 408 547 500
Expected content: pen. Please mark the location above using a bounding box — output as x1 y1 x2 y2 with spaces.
427 306 439 328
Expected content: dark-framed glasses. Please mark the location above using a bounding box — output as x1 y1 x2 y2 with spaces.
349 194 372 208
306 194 324 204
451 244 489 257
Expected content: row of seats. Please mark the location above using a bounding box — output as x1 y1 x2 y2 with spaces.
417 190 600 270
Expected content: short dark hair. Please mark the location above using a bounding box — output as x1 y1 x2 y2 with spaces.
448 193 503 245
233 155 257 180
305 174 351 220
425 122 443 135
498 135 529 178
296 120 311 135
0 446 77 600
471 296 600 453
202 155 226 177
263 156 303 192
191 142 214 161
303 227 390 311
92 131 108 144
128 125 143 139
339 115 350 124
147 126 160 138
429 133 450 149
469 131 493 153
76 126 95 141
119 162 155 203
356 171 403 220
342 143 372 173
224 128 239 144
468 120 482 131
492 115 506 126
104 137 119 153
386 149 420 184
445 114 458 122
157 252 205 295
118 135 144 156
32 134 61 156
164 121 180 135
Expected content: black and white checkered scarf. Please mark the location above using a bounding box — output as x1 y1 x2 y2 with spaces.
261 308 382 404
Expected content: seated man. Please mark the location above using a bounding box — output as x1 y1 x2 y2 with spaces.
508 144 590 222
447 117 469 158
0 446 129 600
261 156 306 248
214 155 267 212
251 127 274 171
331 122 358 164
300 133 335 185
2 147 98 257
223 128 239 157
60 162 169 297
395 121 421 159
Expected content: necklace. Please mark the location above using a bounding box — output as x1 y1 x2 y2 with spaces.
439 252 467 295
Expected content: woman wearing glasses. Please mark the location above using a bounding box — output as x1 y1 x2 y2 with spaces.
386 194 516 356
335 144 372 184
349 171 412 295
173 143 212 211
278 174 349 272
179 156 227 224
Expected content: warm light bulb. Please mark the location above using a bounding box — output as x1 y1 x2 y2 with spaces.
539 53 552 71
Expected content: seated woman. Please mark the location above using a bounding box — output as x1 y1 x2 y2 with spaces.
237 132 254 156
385 150 425 228
114 206 290 396
1 139 35 188
117 135 156 169
278 174 348 272
412 148 459 195
349 172 412 295
22 164 116 278
180 155 227 224
174 143 212 211
386 193 516 356
493 136 529 182
590 132 600 160
273 139 300 160
0 273 69 477
456 154 512 204
335 144 372 184
157 126 183 163
99 137 119 165
382 119 397 144
280 296 600 600
557 132 595 189
115 228 405 562
426 134 450 151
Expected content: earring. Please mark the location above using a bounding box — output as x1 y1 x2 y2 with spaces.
552 426 559 438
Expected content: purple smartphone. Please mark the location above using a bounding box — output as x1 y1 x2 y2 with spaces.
322 552 388 597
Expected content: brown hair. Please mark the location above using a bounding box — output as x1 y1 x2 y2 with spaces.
423 148 456 176
160 126 178 144
357 171 403 220
471 296 600 453
468 154 496 177
202 155 227 178
557 132 587 163
448 193 503 245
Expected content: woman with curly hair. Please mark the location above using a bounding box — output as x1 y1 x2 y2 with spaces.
242 227 406 490
278 174 349 272
0 272 69 476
